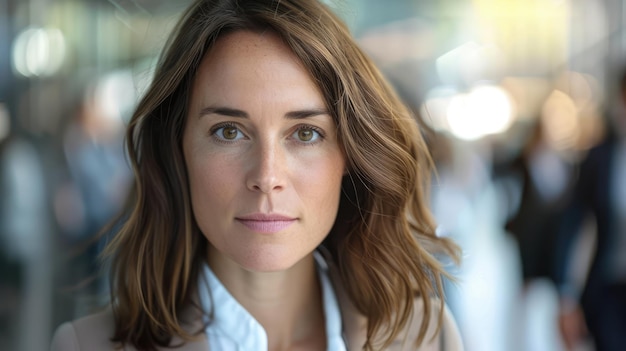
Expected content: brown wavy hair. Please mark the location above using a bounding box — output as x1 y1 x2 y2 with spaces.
103 0 460 350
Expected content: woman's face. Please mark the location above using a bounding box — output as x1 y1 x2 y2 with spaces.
183 30 346 272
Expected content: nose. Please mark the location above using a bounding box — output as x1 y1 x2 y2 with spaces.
246 142 287 193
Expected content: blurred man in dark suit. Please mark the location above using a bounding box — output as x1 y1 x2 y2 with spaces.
556 67 626 351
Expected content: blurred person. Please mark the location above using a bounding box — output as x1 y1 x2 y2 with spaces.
495 120 576 351
431 133 522 351
50 0 463 350
555 67 626 351
62 82 131 241
503 121 574 284
0 105 54 351
58 81 132 308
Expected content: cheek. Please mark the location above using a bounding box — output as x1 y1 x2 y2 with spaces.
186 153 240 212
293 154 345 209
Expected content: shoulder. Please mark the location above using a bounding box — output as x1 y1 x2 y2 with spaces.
395 298 464 351
339 295 464 351
324 250 464 350
50 308 127 351
583 137 617 165
50 307 209 351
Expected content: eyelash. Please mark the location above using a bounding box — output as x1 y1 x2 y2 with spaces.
209 122 246 143
291 125 325 145
208 123 326 145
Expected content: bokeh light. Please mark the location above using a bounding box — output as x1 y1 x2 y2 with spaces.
446 84 515 141
11 27 67 78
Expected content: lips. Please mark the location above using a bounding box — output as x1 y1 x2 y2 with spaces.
235 213 297 233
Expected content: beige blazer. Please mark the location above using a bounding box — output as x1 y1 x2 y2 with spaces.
51 264 464 351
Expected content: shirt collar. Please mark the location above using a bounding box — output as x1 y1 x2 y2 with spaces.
199 252 346 351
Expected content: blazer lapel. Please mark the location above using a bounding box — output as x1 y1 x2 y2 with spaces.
324 255 455 351
325 256 368 350
169 296 210 351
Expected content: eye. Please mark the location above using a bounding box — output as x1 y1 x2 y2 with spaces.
292 125 323 143
211 123 245 141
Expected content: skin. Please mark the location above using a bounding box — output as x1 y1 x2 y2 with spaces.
182 30 346 350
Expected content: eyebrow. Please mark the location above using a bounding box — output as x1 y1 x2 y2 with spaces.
198 106 330 119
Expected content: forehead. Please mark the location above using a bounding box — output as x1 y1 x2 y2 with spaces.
189 30 326 110
195 30 307 85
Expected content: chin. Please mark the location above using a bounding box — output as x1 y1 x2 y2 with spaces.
238 250 309 273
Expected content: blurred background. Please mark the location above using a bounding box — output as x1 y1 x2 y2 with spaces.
1 0 625 350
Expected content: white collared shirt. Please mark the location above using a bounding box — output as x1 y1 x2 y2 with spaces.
198 252 347 351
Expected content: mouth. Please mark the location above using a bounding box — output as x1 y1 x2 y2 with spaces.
235 213 297 234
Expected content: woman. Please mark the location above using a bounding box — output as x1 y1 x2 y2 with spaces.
51 0 462 350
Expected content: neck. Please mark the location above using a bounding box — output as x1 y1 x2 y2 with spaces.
209 252 326 351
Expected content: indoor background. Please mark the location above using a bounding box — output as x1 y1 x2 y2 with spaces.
1 0 625 350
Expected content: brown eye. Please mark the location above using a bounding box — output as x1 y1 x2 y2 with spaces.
212 124 244 141
298 128 314 141
292 126 322 144
222 126 239 140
